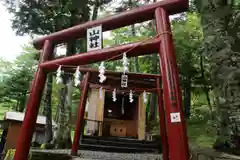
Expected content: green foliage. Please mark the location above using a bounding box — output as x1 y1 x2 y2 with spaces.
40 144 45 149
173 12 203 74
0 45 38 112
0 107 9 119
0 58 13 76
4 149 32 160
4 149 15 160
4 0 113 35
103 24 156 73
195 0 240 150
172 12 209 91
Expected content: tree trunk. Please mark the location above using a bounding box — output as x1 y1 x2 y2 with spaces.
54 85 68 149
14 100 20 112
131 24 139 72
53 41 76 149
65 78 73 148
149 93 157 121
149 53 159 121
44 74 53 143
196 0 240 151
148 8 159 120
92 0 99 21
183 77 191 119
18 95 26 112
128 0 139 73
200 53 213 120
53 2 86 147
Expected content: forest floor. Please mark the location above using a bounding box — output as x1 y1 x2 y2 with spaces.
187 120 216 148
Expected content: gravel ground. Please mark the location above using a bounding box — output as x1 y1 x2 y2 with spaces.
32 149 162 160
79 150 162 160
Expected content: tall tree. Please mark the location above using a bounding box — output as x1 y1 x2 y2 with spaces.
5 0 113 148
43 74 53 144
172 13 204 118
195 0 240 151
0 45 38 112
0 59 13 104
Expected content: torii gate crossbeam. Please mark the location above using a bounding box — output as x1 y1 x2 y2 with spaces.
13 0 189 160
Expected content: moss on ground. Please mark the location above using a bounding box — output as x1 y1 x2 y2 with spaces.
187 120 216 148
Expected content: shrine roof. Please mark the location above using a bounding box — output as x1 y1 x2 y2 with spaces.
4 111 57 126
77 68 160 91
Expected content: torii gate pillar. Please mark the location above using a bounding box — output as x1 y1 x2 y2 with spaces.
155 7 189 160
13 40 53 160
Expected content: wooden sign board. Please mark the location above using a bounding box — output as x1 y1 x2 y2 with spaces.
87 25 103 52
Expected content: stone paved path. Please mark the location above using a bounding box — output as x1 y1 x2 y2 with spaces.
32 149 162 160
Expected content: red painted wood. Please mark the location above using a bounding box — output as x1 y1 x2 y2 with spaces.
39 38 160 71
14 40 54 160
156 77 169 160
33 0 188 49
155 8 189 160
72 72 90 156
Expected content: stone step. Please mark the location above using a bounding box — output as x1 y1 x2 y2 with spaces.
82 135 159 145
80 139 161 150
80 135 161 153
79 143 157 153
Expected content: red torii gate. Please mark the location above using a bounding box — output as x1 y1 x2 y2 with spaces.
13 0 190 160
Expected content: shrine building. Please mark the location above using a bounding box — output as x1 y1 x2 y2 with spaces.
71 68 162 153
